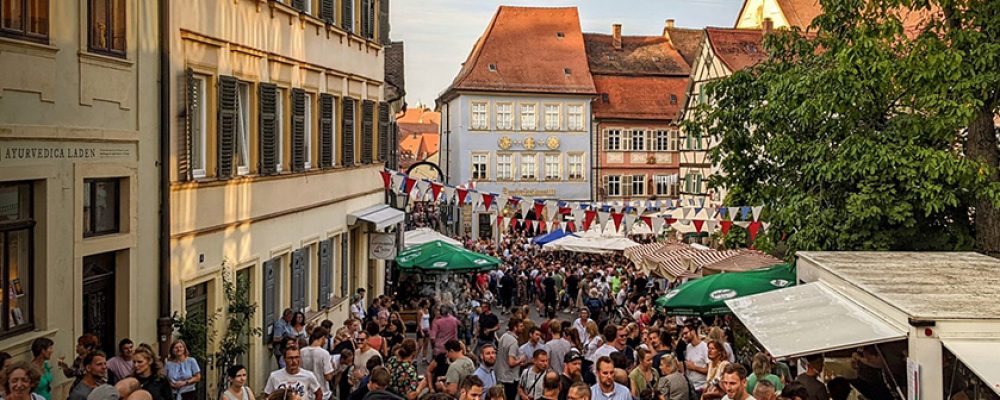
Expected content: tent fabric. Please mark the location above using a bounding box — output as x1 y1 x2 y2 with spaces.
941 339 1000 395
655 264 795 315
347 204 405 231
702 250 784 274
404 228 462 248
725 281 907 358
624 242 687 266
542 236 640 254
532 229 576 246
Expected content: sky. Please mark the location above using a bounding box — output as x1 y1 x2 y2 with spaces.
389 0 745 108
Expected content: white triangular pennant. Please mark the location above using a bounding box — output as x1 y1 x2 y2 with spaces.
391 174 405 195
546 204 558 221
752 206 764 221
705 220 718 232
519 199 531 216
598 211 610 227
652 217 665 234
442 186 455 203
624 214 637 233
682 207 692 219
729 207 741 220
679 219 691 225
734 221 751 228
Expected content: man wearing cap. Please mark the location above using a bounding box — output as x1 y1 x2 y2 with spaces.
69 351 110 400
559 350 584 400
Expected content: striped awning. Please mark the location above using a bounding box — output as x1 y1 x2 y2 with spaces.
701 250 783 274
648 249 745 281
624 242 687 266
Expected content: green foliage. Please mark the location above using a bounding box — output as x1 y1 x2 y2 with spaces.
684 0 1000 254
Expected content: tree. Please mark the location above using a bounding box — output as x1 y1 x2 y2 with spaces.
685 0 1000 255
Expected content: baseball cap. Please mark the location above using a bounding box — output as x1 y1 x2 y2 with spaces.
564 349 585 363
87 384 120 400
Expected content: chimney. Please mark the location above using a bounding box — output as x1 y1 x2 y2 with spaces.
666 19 675 29
612 24 622 50
762 17 773 34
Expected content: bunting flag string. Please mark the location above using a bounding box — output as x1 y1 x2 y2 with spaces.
378 169 769 238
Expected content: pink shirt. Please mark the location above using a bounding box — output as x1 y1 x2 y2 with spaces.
429 315 460 355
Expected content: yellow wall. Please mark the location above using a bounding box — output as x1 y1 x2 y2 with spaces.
735 0 792 29
0 1 161 398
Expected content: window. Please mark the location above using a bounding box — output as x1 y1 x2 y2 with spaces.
339 233 350 298
88 0 126 56
606 176 621 197
303 93 313 169
472 153 488 180
471 102 488 130
326 96 337 167
567 105 584 131
629 130 646 151
0 182 34 335
654 130 671 152
632 175 646 196
654 175 678 196
687 132 703 151
83 178 120 237
605 130 622 151
544 104 560 130
568 153 584 180
275 90 285 172
496 103 512 130
235 82 251 175
496 154 512 180
520 154 536 180
544 154 560 181
190 76 207 178
685 173 703 193
520 104 536 131
670 130 679 151
1 0 48 42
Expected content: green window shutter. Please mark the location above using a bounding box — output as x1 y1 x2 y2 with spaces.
180 68 195 181
361 100 374 164
318 239 333 307
291 88 306 172
217 75 239 179
366 0 376 40
292 0 306 12
378 102 389 163
259 83 278 175
291 249 307 312
262 258 277 342
342 0 354 32
320 0 336 24
342 98 356 166
319 94 335 168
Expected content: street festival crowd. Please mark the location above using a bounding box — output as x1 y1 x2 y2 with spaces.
0 224 894 400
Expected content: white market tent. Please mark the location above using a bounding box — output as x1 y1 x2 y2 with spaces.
403 228 462 248
542 235 640 254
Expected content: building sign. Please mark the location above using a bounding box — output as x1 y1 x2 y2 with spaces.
501 188 557 197
0 141 134 166
369 233 397 260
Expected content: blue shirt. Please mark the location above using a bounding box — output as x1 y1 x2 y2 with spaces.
474 366 497 390
590 382 631 400
165 358 201 395
273 318 294 341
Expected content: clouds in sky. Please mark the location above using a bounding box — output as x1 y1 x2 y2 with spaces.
389 0 744 107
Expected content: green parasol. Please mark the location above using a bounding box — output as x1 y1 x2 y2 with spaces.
655 263 795 315
396 240 501 274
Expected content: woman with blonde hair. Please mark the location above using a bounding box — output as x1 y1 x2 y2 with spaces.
702 340 730 400
707 327 734 363
583 320 601 358
1 360 45 400
165 339 202 400
655 354 689 400
132 346 172 400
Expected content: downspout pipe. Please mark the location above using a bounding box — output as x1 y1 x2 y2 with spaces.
157 0 173 358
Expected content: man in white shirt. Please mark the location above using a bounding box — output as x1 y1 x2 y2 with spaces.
264 348 323 400
588 324 621 365
682 323 709 394
572 310 592 345
589 356 630 400
300 329 335 400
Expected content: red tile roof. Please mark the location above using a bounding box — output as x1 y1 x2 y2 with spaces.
591 75 688 120
705 28 768 72
583 34 690 76
664 27 704 67
445 6 596 97
397 107 440 125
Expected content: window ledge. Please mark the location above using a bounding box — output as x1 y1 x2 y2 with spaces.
79 51 132 70
0 329 56 355
0 36 58 57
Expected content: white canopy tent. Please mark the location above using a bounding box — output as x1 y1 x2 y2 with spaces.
725 281 907 358
403 228 462 248
941 339 1000 396
542 235 640 254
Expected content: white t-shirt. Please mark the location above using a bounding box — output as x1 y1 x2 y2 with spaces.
685 341 709 390
722 395 757 400
264 368 323 400
355 348 382 374
300 346 335 400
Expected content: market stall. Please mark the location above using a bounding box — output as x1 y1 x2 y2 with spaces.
541 235 640 254
395 240 500 304
655 263 795 315
404 227 462 248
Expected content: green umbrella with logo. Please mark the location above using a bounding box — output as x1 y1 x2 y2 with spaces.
396 240 501 274
655 263 795 315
